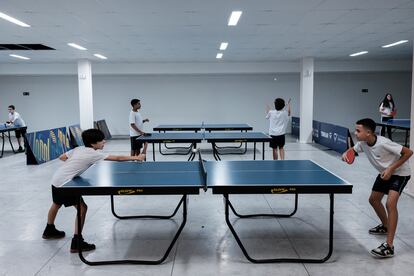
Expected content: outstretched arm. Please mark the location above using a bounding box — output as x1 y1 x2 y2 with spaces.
130 123 145 135
287 98 291 116
105 154 146 162
265 104 271 114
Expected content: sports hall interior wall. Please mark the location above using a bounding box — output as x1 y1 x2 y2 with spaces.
0 71 410 135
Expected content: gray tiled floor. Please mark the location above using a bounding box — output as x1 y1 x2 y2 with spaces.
1 136 414 275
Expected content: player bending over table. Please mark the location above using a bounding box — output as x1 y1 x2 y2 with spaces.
42 129 145 253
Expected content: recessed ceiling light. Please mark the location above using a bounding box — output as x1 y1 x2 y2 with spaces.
219 42 228 50
67 43 87 50
0 12 30 27
9 54 30 60
228 11 242 26
216 53 223 59
349 51 368 57
381 40 408 48
94 53 107 60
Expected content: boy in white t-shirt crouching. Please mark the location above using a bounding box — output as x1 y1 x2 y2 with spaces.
266 98 291 160
42 129 145 253
342 118 412 258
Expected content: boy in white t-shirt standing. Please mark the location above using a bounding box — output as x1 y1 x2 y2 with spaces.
42 129 145 253
342 118 412 258
7 105 26 152
129 99 149 156
266 98 291 160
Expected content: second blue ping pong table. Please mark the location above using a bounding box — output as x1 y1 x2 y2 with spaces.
153 123 253 132
0 124 27 158
376 119 410 146
137 131 271 161
153 123 253 156
58 157 352 266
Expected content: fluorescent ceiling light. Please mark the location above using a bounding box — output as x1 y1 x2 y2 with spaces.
67 43 87 50
381 40 408 48
349 51 368 57
0 12 30 27
219 42 228 50
228 11 242 26
9 54 30 60
216 53 223 59
94 53 107 60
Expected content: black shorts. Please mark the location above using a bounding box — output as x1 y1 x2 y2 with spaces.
52 185 83 207
372 175 410 195
130 136 143 151
269 135 285 149
15 128 26 138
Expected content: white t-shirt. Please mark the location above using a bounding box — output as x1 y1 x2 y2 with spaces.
379 102 393 118
266 110 289 136
353 135 410 176
129 110 143 137
8 111 26 127
51 146 109 187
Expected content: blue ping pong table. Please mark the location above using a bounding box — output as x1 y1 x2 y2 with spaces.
60 161 204 265
0 125 27 158
58 158 352 265
153 123 253 155
376 119 410 146
153 123 253 132
137 132 271 161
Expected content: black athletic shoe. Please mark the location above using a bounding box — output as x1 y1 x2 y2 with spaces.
70 236 96 253
369 224 387 235
370 242 394 258
42 224 65 239
18 147 25 152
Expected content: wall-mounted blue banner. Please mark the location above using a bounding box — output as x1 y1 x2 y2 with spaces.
26 127 71 164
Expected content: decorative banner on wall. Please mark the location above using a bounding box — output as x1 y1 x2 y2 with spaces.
312 120 321 144
291 117 351 153
291 117 300 137
96 119 112 139
317 121 349 153
26 127 71 164
68 124 83 148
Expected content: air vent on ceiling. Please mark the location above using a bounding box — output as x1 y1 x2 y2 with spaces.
0 44 55 50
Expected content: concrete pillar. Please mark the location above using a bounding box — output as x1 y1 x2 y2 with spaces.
299 57 314 143
77 60 94 130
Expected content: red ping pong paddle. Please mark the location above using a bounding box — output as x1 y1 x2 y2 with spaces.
391 110 397 117
345 149 355 164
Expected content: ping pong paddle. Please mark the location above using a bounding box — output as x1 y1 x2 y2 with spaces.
345 148 355 164
391 109 397 117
